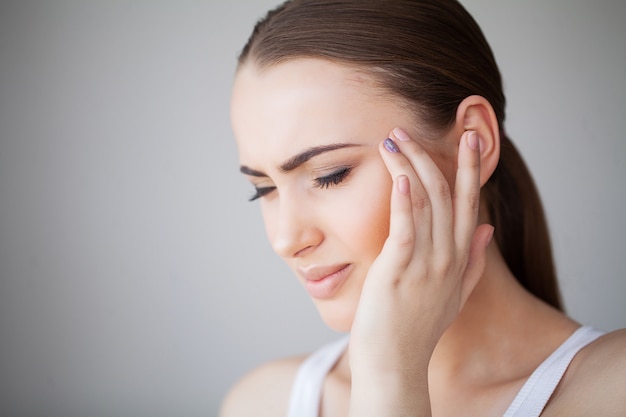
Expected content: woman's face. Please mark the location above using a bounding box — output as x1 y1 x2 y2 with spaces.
231 58 452 332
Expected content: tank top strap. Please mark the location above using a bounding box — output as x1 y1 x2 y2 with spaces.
502 325 605 417
286 335 350 417
286 326 604 417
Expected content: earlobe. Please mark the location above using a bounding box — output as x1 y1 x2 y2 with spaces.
455 95 501 186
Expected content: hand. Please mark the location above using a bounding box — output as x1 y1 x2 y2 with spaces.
348 128 494 416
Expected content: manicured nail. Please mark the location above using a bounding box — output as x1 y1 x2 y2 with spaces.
384 138 400 153
487 226 495 245
398 175 410 195
467 131 479 150
393 127 411 142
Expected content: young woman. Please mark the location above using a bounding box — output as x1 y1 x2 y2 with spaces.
221 0 626 416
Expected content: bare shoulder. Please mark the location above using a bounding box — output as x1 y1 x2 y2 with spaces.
574 329 626 387
219 355 306 417
549 329 626 416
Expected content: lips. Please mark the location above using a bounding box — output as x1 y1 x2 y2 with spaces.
298 263 352 300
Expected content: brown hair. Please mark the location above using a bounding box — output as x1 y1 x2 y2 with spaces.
238 0 563 310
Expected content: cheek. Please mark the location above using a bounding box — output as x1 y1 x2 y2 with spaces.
257 196 285 254
259 202 275 242
259 199 286 253
329 167 392 261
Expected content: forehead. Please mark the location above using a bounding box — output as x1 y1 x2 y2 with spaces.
233 58 379 106
230 58 409 167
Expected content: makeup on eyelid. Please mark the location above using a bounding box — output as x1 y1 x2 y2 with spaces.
248 164 355 201
312 165 354 188
241 139 376 202
232 59 416 331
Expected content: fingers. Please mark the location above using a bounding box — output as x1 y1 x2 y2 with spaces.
389 128 454 255
378 138 431 261
378 128 483 269
377 173 415 270
454 131 482 252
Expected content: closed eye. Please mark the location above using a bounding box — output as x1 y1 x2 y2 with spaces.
248 186 276 202
314 166 353 189
248 166 354 201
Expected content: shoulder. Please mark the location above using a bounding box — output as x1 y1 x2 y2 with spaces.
548 328 626 416
219 355 306 417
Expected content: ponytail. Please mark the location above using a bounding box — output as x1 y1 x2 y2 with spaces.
239 0 564 309
486 134 563 310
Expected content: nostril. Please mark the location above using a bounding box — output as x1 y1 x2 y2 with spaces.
268 196 324 258
270 224 323 259
293 245 315 258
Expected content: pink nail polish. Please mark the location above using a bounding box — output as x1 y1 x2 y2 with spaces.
398 175 410 195
467 131 479 150
487 226 495 245
393 127 411 142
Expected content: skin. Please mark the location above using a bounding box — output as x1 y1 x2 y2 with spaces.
222 58 626 417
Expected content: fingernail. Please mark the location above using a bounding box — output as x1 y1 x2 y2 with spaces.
398 175 410 195
487 226 495 245
467 131 479 150
384 138 400 153
392 127 411 142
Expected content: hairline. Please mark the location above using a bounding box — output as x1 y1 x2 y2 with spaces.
238 54 440 141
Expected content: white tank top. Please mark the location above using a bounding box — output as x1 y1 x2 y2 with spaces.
286 325 604 417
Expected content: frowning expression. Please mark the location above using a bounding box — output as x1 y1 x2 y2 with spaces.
231 58 422 331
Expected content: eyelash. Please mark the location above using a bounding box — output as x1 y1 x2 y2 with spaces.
248 166 353 202
248 186 275 202
314 166 353 189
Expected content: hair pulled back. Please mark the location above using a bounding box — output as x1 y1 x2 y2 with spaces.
238 0 563 310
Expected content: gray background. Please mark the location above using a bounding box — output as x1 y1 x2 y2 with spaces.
0 1 624 416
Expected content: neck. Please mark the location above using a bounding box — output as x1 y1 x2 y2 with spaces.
334 243 577 387
428 243 578 386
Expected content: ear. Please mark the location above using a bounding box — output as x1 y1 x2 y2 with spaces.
455 95 500 186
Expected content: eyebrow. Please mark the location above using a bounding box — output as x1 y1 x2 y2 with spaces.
239 143 361 177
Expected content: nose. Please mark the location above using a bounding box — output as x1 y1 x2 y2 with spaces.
267 194 323 259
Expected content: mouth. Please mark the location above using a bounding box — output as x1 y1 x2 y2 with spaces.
298 263 352 300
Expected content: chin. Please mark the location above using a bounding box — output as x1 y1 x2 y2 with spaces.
314 298 358 333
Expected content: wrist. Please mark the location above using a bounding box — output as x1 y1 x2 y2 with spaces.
349 368 431 417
